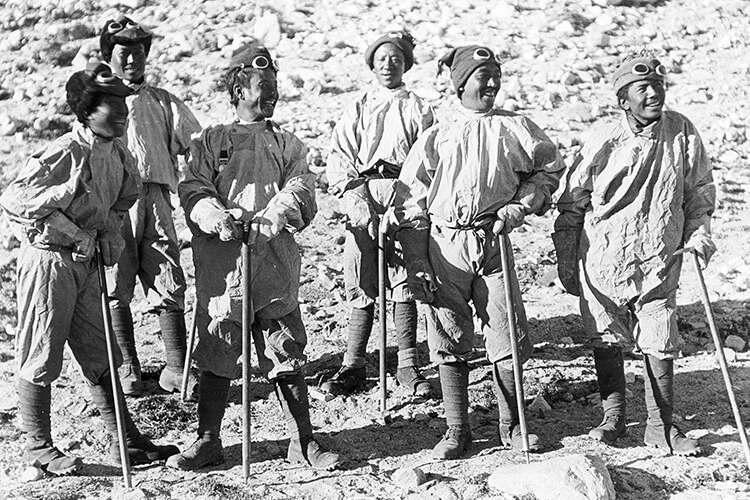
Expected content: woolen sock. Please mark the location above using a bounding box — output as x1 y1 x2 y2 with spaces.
343 305 375 368
159 309 187 370
394 301 418 368
439 362 469 427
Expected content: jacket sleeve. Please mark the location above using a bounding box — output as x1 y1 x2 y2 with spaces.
165 90 202 157
682 123 715 242
112 139 142 213
513 117 566 215
273 132 317 230
0 141 84 224
178 128 227 233
392 129 437 230
326 94 365 196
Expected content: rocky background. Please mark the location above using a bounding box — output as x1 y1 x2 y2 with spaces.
1 0 750 498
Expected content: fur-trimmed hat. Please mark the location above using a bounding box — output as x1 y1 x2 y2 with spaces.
66 62 132 123
99 17 153 62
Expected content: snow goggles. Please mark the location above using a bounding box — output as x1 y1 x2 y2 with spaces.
631 62 667 77
107 20 141 34
237 55 279 71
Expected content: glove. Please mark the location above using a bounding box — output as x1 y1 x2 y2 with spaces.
99 231 125 266
552 229 581 296
683 231 716 270
252 204 288 245
343 184 377 238
493 203 526 235
397 226 437 303
213 208 253 242
271 192 305 231
72 230 96 262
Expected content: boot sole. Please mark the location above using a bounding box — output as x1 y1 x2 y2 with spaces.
644 441 701 457
166 455 225 470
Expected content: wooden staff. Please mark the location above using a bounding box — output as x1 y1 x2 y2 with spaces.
95 246 132 487
498 232 530 464
691 251 750 469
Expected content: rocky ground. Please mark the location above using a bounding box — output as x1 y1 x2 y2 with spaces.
1 0 750 498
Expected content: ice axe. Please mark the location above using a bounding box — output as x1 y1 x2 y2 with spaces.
378 214 388 415
180 290 198 402
498 231 530 464
241 230 255 481
95 245 132 487
689 249 750 469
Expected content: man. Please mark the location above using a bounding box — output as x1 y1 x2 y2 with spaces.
167 43 341 471
394 45 564 459
554 51 715 456
323 30 435 397
99 16 202 395
1 63 178 476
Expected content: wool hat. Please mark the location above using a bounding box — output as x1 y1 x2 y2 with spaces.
99 16 153 62
364 30 416 71
612 56 666 93
66 62 132 123
228 42 278 73
438 45 501 96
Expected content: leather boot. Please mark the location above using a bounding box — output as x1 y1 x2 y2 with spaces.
111 305 142 396
433 362 472 459
320 366 367 395
394 301 433 398
17 379 81 475
588 346 627 444
643 355 700 456
277 373 341 470
493 363 541 452
166 371 229 470
88 371 179 465
158 309 191 393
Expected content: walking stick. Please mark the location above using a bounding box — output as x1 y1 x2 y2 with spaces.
242 234 254 481
498 232 530 464
95 246 132 487
690 250 750 469
378 215 388 415
180 291 198 402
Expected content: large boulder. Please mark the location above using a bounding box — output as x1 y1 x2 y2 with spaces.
487 454 615 500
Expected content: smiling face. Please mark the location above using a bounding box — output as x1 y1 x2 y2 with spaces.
235 68 279 122
619 79 665 126
460 63 501 112
372 43 405 89
87 94 129 138
109 42 146 83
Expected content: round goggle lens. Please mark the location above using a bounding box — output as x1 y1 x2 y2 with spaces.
107 22 123 33
473 48 491 60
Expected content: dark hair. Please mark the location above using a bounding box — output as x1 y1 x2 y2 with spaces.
66 74 103 124
222 67 277 107
99 17 152 62
616 82 630 106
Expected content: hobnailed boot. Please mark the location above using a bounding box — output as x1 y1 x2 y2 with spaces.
111 305 142 396
643 355 700 456
320 366 367 395
166 371 229 470
588 346 627 444
433 362 472 459
492 363 541 452
394 302 433 398
88 371 179 465
277 373 341 470
158 309 191 393
17 380 81 475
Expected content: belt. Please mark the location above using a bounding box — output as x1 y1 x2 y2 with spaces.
430 213 496 230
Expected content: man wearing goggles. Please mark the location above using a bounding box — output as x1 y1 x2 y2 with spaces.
555 52 715 457
168 43 341 472
322 29 436 399
393 45 564 460
1 64 179 476
99 16 202 397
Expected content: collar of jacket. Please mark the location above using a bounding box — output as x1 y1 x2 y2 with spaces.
71 121 115 148
622 112 662 139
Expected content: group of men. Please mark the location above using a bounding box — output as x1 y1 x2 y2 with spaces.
0 15 715 479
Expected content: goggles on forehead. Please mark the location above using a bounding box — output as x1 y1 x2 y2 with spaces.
107 20 141 34
472 47 501 64
631 62 667 77
237 54 279 71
